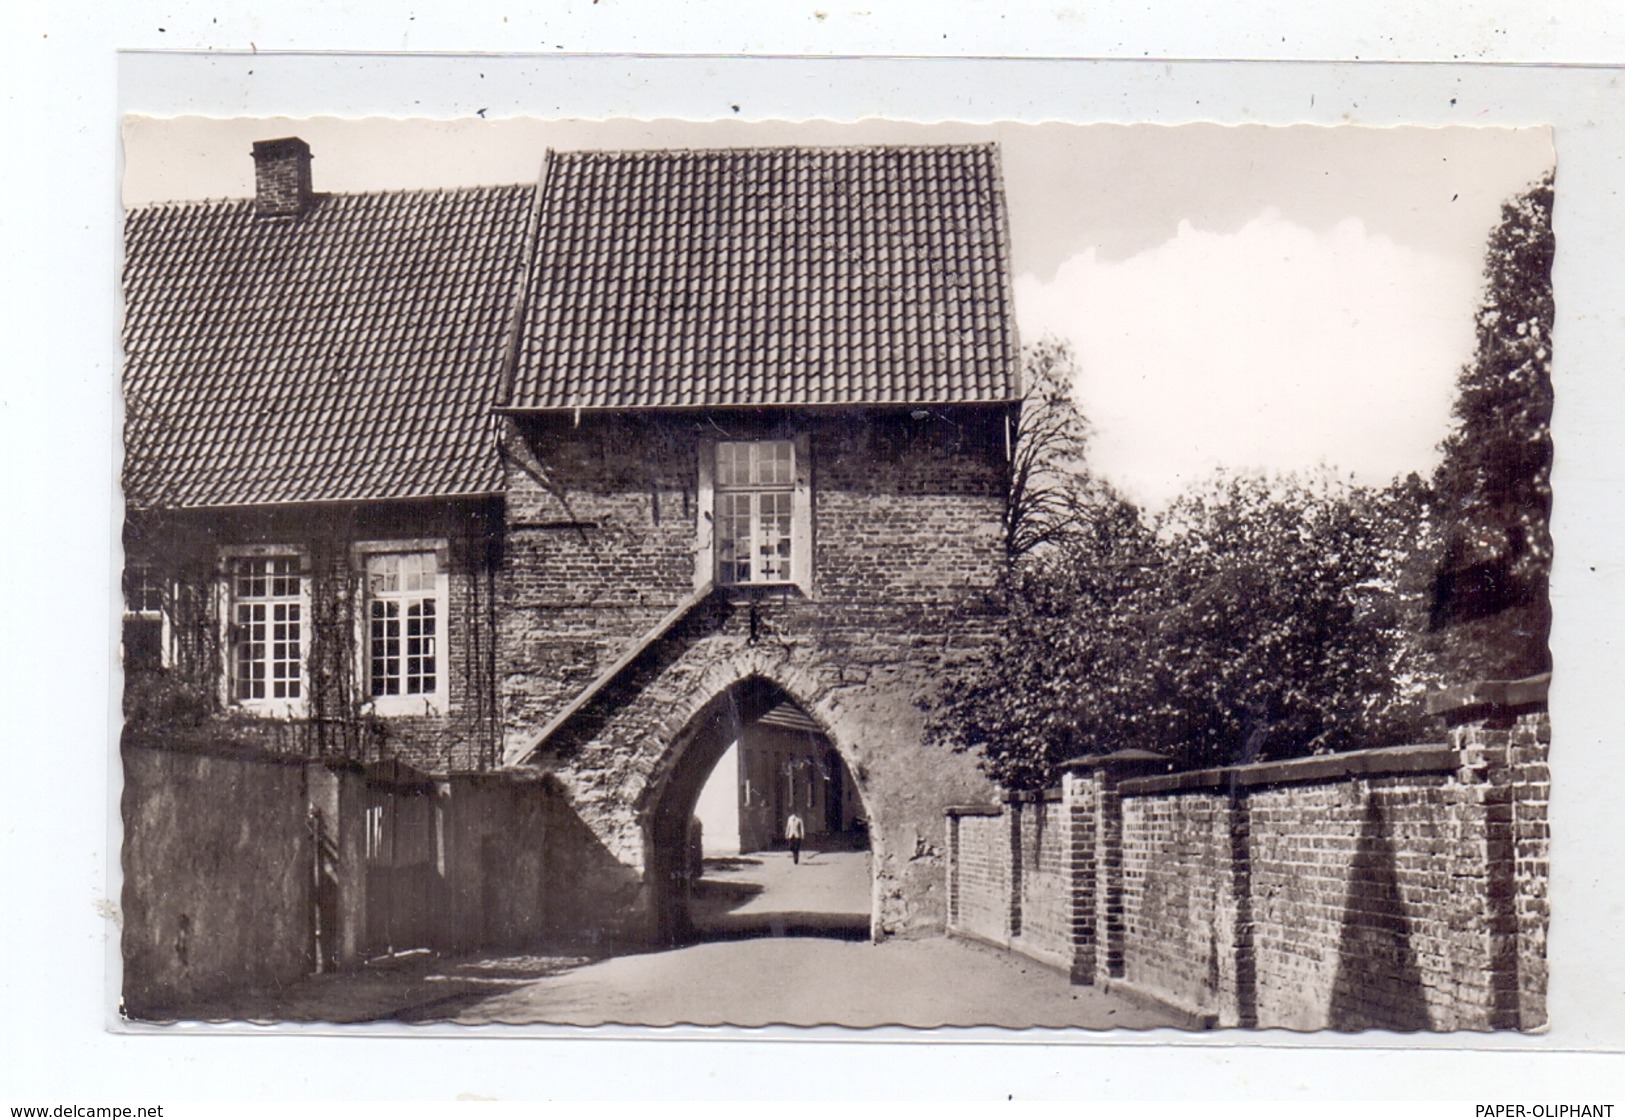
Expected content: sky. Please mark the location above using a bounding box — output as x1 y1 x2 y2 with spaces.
123 116 1553 507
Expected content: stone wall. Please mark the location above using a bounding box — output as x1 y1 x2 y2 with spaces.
499 409 1007 939
122 742 602 1018
944 690 1550 1031
121 743 315 1017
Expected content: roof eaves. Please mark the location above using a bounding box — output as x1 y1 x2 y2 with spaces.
126 487 506 515
492 396 1021 416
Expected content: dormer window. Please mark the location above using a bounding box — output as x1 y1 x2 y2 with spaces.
700 436 812 591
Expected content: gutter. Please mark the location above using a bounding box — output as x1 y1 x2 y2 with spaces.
504 580 716 767
491 397 1020 416
122 488 505 515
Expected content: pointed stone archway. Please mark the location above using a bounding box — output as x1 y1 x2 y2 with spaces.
641 673 877 945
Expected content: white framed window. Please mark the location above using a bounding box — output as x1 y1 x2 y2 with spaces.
354 541 449 715
121 562 169 671
716 440 795 585
698 436 812 590
220 547 308 714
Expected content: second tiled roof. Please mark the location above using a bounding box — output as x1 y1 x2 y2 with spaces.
123 185 532 509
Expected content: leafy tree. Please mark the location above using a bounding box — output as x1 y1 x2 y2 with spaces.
1430 173 1554 680
930 469 1437 788
1135 472 1434 769
930 494 1158 790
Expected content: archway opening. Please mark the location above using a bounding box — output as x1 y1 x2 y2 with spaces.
646 677 873 945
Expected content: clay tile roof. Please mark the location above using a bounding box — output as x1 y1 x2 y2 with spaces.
506 144 1019 411
122 184 534 509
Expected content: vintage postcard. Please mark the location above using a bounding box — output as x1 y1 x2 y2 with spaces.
116 115 1554 1032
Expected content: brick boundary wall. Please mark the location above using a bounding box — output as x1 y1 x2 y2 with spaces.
943 678 1550 1032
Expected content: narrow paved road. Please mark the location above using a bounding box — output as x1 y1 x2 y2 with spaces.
160 848 1178 1029
690 848 871 937
417 935 1175 1029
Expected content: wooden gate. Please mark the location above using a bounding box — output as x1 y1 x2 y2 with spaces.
362 760 439 959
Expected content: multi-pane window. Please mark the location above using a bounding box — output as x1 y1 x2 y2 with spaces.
231 556 302 702
715 440 797 585
122 563 165 671
365 552 439 700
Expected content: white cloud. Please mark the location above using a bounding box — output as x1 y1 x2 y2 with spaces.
1014 210 1482 507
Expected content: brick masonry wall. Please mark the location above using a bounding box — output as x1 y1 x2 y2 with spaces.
948 809 1010 946
1511 712 1551 1028
501 409 1006 939
1115 743 1545 1030
946 796 1083 974
1119 790 1233 1019
1450 707 1551 1030
945 714 1550 1032
1016 796 1073 969
1121 773 1485 1030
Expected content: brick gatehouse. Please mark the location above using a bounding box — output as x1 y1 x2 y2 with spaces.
120 137 1020 985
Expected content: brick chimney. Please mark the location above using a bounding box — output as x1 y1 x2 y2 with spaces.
251 137 314 218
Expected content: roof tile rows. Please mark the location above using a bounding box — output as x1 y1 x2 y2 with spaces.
122 144 1018 510
508 144 1017 411
122 185 533 508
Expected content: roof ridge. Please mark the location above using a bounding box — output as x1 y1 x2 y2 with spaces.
125 145 998 213
125 180 534 215
548 141 998 159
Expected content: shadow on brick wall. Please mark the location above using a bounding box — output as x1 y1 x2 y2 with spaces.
1327 796 1430 1031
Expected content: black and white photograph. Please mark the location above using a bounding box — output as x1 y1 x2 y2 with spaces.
112 113 1557 1034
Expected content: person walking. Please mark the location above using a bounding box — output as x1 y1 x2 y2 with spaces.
785 811 805 865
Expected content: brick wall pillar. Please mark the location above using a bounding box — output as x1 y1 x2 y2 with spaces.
1006 794 1024 940
1220 779 1256 1028
1096 771 1125 979
1061 749 1166 987
1061 768 1099 983
1432 674 1550 1031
